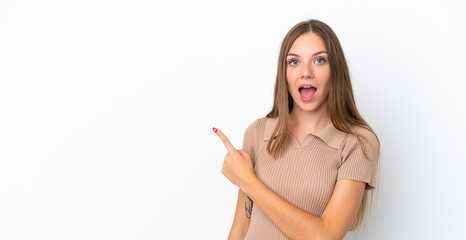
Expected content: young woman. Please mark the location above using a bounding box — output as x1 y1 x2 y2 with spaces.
213 19 380 240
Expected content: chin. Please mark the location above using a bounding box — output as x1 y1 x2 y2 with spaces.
295 103 316 112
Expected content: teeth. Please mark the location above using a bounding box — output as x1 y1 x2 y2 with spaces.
302 86 312 88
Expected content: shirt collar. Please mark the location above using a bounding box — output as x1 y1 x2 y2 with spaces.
263 117 347 149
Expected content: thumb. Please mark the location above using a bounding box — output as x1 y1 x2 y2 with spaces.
238 149 250 157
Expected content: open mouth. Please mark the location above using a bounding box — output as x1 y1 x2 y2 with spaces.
299 86 317 100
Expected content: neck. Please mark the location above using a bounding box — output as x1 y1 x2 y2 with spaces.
288 103 331 133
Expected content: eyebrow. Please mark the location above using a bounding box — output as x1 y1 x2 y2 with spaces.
287 51 327 57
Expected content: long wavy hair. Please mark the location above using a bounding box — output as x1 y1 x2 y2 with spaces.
265 19 381 231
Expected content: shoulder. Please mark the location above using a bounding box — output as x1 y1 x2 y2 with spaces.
341 124 380 159
242 117 271 159
243 117 274 144
244 117 270 133
346 125 379 145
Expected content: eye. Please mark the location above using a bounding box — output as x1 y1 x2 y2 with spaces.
315 57 327 65
288 59 299 66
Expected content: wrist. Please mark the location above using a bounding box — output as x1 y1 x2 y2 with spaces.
241 174 260 197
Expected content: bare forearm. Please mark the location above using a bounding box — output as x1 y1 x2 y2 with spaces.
228 232 242 240
242 177 326 240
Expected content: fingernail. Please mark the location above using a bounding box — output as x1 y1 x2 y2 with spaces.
212 127 217 133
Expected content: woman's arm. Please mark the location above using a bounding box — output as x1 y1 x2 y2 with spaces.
228 189 252 240
213 128 366 240
242 177 365 240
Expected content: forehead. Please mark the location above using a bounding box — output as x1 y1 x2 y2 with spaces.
288 31 326 55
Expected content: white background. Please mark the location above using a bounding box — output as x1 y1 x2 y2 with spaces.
1 0 465 239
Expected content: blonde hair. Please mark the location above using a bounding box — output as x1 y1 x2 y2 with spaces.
265 19 381 231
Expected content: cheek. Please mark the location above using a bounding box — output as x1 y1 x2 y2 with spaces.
321 79 332 96
286 71 293 88
319 70 331 90
286 70 298 85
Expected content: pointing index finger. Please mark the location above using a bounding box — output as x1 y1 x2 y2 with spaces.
213 127 237 153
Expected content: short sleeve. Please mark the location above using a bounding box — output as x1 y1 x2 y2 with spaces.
242 119 258 168
337 127 380 190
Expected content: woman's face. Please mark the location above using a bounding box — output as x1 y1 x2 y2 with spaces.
286 31 331 114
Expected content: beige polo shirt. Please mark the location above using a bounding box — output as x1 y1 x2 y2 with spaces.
242 116 379 240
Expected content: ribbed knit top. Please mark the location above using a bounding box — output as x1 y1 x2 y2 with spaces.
242 117 379 240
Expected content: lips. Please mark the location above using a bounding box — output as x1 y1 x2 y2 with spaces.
298 85 317 93
299 85 317 101
298 82 316 88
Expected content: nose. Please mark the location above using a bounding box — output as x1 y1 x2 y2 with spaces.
301 61 314 78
